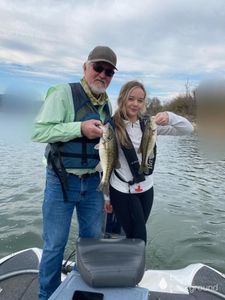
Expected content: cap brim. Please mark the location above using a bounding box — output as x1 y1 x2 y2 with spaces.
89 59 118 70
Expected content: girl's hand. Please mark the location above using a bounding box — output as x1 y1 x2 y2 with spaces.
155 112 169 126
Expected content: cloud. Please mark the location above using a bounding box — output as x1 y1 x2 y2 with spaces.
0 0 225 101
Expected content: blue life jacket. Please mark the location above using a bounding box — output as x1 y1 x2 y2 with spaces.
45 82 111 170
45 83 111 201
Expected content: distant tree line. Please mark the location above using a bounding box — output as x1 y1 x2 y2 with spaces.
146 82 197 121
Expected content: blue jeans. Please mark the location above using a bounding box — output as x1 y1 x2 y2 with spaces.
39 168 104 300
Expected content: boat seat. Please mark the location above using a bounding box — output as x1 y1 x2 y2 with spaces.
76 238 145 288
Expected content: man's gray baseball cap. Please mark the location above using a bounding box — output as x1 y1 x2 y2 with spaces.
88 46 117 70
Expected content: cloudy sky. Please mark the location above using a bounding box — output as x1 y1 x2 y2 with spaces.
0 0 225 105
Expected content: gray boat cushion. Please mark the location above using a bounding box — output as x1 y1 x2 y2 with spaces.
76 238 145 288
0 249 39 276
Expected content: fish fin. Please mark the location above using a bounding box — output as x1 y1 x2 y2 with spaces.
115 160 121 169
95 162 102 173
98 182 109 197
138 166 144 174
148 151 154 159
94 143 100 150
144 166 149 173
139 165 149 174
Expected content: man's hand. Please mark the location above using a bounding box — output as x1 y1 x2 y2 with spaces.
104 200 113 213
81 119 103 139
155 112 169 126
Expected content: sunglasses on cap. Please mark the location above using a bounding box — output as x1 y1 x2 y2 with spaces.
92 63 115 77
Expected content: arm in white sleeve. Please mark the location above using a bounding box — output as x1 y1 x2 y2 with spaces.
157 112 194 136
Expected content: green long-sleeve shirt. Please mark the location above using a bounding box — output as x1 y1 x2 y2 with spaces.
31 80 111 175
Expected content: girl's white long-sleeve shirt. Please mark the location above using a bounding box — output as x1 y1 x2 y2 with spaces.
109 112 194 194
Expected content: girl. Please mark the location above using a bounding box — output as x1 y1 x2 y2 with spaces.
106 81 193 243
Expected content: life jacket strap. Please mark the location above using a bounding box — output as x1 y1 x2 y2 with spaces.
47 145 68 202
114 169 135 186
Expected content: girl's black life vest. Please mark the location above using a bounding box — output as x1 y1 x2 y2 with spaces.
114 117 157 187
45 82 111 201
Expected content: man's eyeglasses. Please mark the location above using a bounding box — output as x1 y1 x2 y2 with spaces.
92 63 115 77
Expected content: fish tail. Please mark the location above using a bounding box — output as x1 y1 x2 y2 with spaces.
138 165 144 174
98 181 109 196
139 164 149 174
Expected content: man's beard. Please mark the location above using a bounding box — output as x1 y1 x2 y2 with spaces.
89 83 106 95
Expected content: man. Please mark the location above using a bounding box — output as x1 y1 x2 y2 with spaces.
32 46 117 300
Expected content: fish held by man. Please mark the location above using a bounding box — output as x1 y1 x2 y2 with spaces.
95 123 120 196
138 116 157 174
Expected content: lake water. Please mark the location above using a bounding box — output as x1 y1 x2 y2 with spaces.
1 112 225 273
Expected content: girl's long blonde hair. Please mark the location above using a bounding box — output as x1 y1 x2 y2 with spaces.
113 80 147 148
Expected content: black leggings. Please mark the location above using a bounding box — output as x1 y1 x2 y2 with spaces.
109 185 154 243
